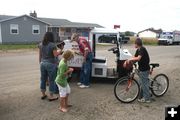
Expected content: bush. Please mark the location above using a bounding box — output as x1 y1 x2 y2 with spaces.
130 37 158 45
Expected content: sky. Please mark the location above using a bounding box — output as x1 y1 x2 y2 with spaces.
0 0 180 33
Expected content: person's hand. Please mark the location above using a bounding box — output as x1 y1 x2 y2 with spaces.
75 51 83 56
83 57 86 63
69 68 74 73
126 59 130 64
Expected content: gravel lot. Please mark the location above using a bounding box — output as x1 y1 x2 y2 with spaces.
0 44 180 120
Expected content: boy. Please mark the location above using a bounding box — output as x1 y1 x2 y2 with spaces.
128 38 151 103
55 50 74 112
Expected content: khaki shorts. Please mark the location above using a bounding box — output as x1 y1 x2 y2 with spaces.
56 83 71 97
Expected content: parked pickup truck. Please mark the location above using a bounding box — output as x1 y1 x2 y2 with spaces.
98 34 129 44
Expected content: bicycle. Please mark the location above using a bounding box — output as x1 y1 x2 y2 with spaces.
114 63 169 103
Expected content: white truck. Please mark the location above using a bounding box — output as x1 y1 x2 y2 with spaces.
158 30 180 45
62 28 132 79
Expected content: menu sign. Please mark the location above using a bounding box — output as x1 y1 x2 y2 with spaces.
63 40 84 67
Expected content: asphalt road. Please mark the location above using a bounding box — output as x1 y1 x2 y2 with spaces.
0 45 180 120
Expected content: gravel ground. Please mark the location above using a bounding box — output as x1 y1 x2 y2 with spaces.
0 44 180 120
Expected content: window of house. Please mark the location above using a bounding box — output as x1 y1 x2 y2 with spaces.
10 24 19 34
66 28 71 33
32 25 40 34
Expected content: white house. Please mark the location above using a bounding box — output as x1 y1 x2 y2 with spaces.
138 28 162 38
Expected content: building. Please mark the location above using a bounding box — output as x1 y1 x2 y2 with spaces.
0 14 49 44
39 17 103 41
138 28 162 38
0 12 103 44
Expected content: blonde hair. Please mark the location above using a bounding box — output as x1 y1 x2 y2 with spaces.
71 33 80 41
62 50 74 60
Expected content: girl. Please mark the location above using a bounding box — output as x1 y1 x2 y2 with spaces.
55 50 74 112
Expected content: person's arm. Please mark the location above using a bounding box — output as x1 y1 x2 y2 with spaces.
129 48 143 62
128 48 143 62
38 48 42 64
79 40 89 62
64 68 74 76
129 55 142 62
53 49 61 57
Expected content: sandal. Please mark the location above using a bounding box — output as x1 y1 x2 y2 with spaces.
41 95 47 100
48 97 58 101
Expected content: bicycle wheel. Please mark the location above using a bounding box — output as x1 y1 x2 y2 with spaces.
114 76 140 103
151 74 169 97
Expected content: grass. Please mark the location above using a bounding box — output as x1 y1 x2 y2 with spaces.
0 37 158 51
96 43 115 46
130 37 158 45
0 44 37 51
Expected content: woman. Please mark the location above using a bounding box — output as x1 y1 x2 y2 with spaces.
39 32 61 101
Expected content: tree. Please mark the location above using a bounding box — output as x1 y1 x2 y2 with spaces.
125 31 134 36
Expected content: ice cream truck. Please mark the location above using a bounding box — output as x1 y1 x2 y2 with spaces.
62 28 132 79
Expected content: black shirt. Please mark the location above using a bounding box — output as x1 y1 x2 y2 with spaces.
135 46 150 71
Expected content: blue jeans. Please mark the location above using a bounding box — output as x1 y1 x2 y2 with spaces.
80 53 93 86
138 71 150 100
40 61 57 94
54 66 59 94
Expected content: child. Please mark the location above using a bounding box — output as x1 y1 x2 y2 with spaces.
55 50 74 112
128 38 151 103
54 41 66 94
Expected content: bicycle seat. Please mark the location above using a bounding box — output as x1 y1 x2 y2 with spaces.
150 63 160 68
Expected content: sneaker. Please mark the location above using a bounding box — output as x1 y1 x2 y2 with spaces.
77 82 82 86
79 84 90 88
138 98 151 103
145 100 151 103
138 98 144 102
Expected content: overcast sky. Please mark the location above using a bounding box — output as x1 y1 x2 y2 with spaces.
1 0 180 32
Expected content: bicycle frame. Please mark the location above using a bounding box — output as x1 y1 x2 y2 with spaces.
129 64 158 90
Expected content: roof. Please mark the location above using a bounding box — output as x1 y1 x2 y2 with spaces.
39 18 103 28
39 17 71 26
138 28 162 34
0 15 15 21
0 15 50 25
90 28 119 34
0 14 103 28
60 22 103 28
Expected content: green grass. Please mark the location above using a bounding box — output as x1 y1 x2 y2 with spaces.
96 43 115 46
130 37 158 45
0 44 37 50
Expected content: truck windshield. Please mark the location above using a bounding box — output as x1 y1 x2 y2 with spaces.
160 35 172 39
